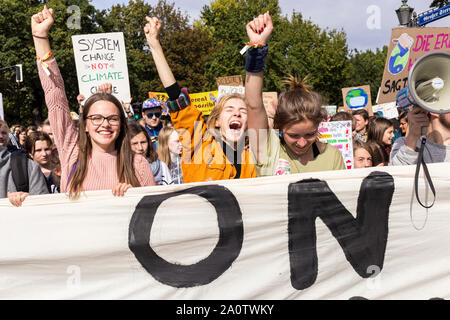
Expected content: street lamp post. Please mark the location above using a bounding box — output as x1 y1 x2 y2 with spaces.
396 0 417 27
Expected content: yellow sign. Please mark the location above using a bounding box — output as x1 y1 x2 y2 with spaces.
148 91 218 116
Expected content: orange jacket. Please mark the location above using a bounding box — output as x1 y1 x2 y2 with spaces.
171 104 256 183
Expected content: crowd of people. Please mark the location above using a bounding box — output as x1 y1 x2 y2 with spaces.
1 7 449 207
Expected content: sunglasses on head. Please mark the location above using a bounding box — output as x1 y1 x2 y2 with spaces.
146 112 162 119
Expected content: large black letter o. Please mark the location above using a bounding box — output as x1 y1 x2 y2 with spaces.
129 185 243 288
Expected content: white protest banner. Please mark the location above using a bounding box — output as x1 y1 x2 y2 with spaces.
218 85 245 101
372 102 399 119
1 163 450 299
0 93 3 120
319 121 354 169
72 32 131 103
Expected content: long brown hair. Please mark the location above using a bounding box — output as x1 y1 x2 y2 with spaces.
367 117 393 146
68 93 140 199
157 126 175 169
274 75 324 130
128 122 158 163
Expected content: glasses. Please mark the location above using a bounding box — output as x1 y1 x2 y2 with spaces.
146 112 162 119
86 114 121 126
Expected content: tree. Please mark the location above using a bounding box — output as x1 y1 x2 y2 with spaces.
0 0 104 125
200 0 351 104
430 0 449 8
346 46 388 105
105 0 213 98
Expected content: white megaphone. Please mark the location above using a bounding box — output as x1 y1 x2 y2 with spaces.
397 51 450 114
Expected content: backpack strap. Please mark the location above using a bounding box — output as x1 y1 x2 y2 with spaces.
10 151 29 193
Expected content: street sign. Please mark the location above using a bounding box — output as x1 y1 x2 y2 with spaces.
417 4 450 26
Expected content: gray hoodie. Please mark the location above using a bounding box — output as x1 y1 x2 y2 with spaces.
0 147 49 198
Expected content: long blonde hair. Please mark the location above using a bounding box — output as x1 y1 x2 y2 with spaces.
157 126 176 169
205 93 246 140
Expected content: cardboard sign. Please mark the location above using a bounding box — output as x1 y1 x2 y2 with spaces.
262 92 278 117
216 75 243 88
378 27 450 104
217 86 245 102
342 85 373 116
0 93 3 120
72 32 131 103
372 102 399 119
318 120 354 169
148 91 218 116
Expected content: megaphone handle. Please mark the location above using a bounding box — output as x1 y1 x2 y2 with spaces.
421 126 428 137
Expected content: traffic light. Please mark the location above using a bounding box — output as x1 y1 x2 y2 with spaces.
15 64 23 83
131 102 142 120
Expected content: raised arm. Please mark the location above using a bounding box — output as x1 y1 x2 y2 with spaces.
244 12 273 161
144 17 176 89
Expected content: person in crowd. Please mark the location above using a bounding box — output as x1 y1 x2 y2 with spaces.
17 126 27 148
32 6 155 199
7 124 20 149
367 140 389 167
244 12 344 176
141 98 164 148
48 148 61 193
330 111 357 139
26 125 37 136
157 126 183 184
353 140 373 169
390 107 450 165
41 118 54 145
352 109 369 142
0 120 49 206
128 122 173 185
24 132 59 193
144 16 256 182
367 117 395 160
398 111 408 137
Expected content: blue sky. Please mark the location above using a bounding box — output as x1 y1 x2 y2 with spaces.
91 0 449 51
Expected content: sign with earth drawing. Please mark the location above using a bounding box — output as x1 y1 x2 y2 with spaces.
341 85 373 116
379 27 450 104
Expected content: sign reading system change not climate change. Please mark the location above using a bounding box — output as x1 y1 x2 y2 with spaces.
72 32 131 103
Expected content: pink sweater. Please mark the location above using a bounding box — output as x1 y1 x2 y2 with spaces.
38 58 155 193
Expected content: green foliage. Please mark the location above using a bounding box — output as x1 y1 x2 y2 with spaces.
430 0 449 8
1 0 390 125
0 0 103 125
346 46 388 105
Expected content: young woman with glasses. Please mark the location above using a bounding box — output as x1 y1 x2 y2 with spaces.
32 6 155 199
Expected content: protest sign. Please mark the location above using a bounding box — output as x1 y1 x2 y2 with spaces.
323 105 337 118
379 27 450 104
342 85 373 116
216 75 243 88
319 121 354 169
190 91 218 116
218 85 245 101
1 163 450 299
0 93 3 120
148 91 218 116
72 32 131 103
372 102 399 119
262 92 278 125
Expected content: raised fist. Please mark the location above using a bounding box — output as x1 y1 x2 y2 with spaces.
246 11 273 46
98 83 113 94
144 16 162 47
31 5 55 38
